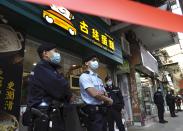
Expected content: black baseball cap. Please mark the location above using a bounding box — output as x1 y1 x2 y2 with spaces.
105 75 111 82
83 54 98 63
37 43 56 58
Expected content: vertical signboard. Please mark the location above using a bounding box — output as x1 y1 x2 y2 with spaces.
0 25 24 122
140 46 159 74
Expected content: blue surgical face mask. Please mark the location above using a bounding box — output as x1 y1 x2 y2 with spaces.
50 52 61 64
89 60 99 70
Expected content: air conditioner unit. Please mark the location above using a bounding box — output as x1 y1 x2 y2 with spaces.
121 37 131 55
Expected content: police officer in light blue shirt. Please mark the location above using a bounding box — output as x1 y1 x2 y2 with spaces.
79 54 113 131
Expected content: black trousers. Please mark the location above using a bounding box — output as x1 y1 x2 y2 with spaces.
86 112 107 131
83 105 107 131
169 104 176 116
176 104 181 111
107 108 125 131
156 105 165 122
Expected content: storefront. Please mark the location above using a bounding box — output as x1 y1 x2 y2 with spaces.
0 1 123 130
136 46 159 126
21 38 114 131
129 42 159 126
134 72 157 126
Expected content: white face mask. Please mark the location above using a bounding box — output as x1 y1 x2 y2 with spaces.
106 80 113 86
158 89 161 92
89 60 99 70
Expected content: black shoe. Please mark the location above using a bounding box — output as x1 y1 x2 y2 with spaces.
159 121 166 124
171 115 178 117
163 120 168 123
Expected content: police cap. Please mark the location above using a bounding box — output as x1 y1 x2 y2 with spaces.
37 43 56 58
83 54 98 63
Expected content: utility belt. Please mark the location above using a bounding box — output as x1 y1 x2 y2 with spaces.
83 104 108 115
77 104 107 127
22 101 64 129
22 107 49 127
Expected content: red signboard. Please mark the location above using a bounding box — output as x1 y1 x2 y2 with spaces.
22 0 183 33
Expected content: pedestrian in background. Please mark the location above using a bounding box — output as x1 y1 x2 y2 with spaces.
154 87 168 124
166 90 177 117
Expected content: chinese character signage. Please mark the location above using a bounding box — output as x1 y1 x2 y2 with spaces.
79 20 115 53
0 51 23 120
0 25 24 120
4 81 15 111
42 5 115 53
0 69 3 95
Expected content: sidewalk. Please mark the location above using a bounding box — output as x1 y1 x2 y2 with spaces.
128 111 183 131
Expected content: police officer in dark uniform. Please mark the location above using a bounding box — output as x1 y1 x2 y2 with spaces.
166 90 177 117
105 76 125 131
153 87 168 124
27 44 72 131
79 55 113 131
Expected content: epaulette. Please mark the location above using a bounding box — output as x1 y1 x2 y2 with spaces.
83 71 90 74
83 71 101 79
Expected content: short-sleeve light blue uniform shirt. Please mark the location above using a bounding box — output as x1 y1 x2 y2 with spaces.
79 70 106 105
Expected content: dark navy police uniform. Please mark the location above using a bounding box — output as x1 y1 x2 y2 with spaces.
166 93 176 117
27 60 72 131
105 85 125 131
154 91 165 122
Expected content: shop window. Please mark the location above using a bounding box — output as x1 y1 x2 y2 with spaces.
135 72 156 116
21 39 40 105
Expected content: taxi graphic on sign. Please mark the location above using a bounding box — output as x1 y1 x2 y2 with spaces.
43 5 77 35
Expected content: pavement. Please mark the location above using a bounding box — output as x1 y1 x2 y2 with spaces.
128 111 183 131
20 107 183 131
